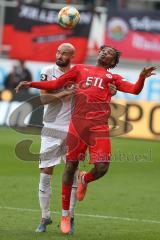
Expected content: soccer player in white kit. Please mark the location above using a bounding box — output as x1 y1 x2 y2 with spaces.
36 43 78 234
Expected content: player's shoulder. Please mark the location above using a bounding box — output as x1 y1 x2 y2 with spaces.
69 64 86 73
74 64 96 71
112 72 123 80
74 64 92 69
41 64 57 81
112 73 119 78
41 64 56 73
72 64 84 70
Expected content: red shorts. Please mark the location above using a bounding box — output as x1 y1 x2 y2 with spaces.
66 119 111 164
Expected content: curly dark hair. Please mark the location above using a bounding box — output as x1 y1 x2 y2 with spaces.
99 45 122 68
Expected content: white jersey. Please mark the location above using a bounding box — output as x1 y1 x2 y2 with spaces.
40 64 72 132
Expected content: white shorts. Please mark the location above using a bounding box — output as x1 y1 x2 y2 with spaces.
39 134 79 188
39 135 67 169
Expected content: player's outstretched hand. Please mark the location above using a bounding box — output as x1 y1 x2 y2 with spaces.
140 66 157 79
15 81 30 93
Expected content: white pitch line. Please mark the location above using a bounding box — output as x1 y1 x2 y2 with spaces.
0 206 160 225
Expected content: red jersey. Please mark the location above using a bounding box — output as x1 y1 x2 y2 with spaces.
30 64 145 122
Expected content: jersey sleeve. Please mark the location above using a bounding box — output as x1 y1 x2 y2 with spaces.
30 65 79 90
114 74 145 94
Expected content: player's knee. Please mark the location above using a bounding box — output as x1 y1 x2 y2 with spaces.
96 163 109 177
65 161 78 175
41 167 54 175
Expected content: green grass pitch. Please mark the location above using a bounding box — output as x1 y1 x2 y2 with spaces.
0 127 160 240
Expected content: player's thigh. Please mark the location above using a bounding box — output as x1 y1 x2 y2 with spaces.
66 139 87 161
39 136 65 168
89 137 111 164
66 122 88 161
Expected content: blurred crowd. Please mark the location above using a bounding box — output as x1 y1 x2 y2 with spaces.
4 61 32 90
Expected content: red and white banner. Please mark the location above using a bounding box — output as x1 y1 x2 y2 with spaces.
3 3 92 63
105 10 160 61
3 6 160 62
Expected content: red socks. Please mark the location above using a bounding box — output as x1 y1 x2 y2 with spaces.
62 173 96 211
62 183 72 210
84 172 96 183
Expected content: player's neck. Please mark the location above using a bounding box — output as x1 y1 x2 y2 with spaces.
96 63 109 70
58 65 71 73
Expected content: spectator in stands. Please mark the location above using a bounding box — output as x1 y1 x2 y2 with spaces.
4 61 32 90
83 0 95 8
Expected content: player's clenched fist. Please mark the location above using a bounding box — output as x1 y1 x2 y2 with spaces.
15 81 30 93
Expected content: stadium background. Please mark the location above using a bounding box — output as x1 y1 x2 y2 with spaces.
0 1 160 240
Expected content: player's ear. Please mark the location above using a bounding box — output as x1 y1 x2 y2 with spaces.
71 53 75 60
111 59 116 67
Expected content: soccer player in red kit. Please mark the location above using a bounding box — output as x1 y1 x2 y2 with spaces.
16 45 156 234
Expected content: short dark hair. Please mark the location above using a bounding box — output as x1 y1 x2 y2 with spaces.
99 45 122 68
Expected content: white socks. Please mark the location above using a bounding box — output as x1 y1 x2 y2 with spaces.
69 187 77 218
39 173 52 219
39 169 79 219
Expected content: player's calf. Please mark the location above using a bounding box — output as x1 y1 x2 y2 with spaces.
77 163 109 201
63 161 79 185
92 162 110 179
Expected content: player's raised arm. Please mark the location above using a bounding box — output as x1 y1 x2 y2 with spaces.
115 66 157 94
15 65 78 93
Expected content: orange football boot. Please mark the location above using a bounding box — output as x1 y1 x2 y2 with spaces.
60 216 71 234
76 171 88 201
